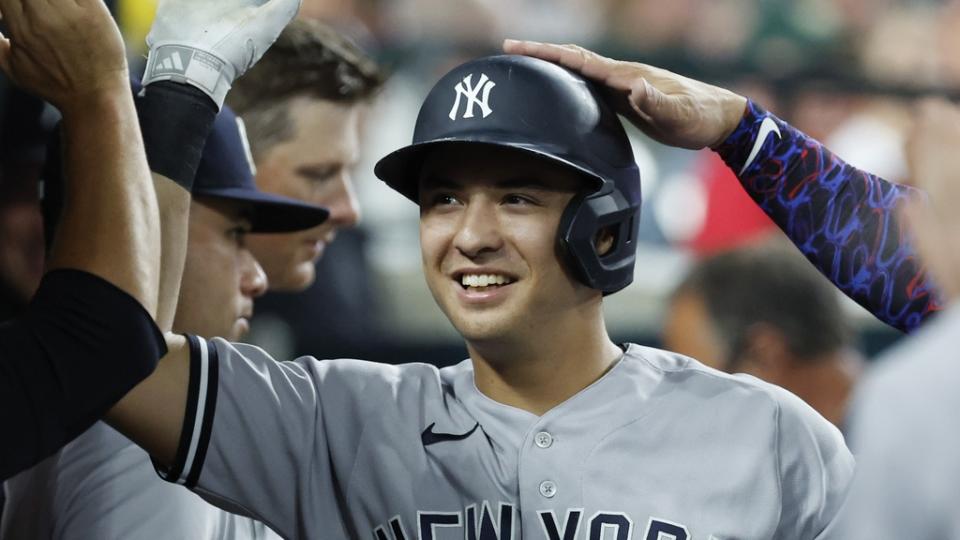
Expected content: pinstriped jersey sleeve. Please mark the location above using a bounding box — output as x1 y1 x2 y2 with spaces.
151 335 397 539
153 334 219 489
153 334 339 539
713 100 942 333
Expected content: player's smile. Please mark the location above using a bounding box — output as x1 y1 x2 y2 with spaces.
452 268 519 305
452 268 517 301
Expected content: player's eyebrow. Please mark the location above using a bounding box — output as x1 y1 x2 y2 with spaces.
296 159 358 179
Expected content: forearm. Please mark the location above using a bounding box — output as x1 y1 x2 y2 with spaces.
105 85 216 462
714 101 942 332
136 81 218 329
107 333 190 466
47 88 160 316
153 174 191 332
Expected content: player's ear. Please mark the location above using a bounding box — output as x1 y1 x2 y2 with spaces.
738 323 790 382
594 226 616 257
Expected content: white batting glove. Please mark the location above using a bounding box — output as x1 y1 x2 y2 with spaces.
142 0 301 109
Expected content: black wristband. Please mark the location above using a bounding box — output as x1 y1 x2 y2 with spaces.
136 82 218 191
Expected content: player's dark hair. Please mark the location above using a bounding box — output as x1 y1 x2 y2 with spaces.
673 239 851 367
226 19 385 160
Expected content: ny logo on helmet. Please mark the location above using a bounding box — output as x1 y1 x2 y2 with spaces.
449 73 496 120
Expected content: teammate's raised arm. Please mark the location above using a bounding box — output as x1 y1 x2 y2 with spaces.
103 0 301 466
0 0 159 312
505 39 939 332
0 0 166 479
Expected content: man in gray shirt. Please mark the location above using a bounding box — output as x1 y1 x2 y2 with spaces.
838 99 960 539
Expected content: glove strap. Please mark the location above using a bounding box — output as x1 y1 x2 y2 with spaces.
142 43 236 109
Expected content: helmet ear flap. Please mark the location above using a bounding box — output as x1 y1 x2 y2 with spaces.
558 187 640 294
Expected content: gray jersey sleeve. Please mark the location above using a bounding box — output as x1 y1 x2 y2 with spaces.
153 335 411 539
768 383 854 539
2 422 277 540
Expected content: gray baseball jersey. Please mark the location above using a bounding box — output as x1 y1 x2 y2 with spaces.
1 421 279 540
838 304 960 539
156 336 853 539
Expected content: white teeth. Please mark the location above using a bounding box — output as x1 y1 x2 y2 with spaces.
460 273 514 288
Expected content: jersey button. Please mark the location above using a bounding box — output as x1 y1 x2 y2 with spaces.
539 480 557 498
535 431 553 448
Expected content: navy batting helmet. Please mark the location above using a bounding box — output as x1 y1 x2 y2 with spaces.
375 54 642 294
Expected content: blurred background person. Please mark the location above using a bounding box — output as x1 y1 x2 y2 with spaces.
664 239 863 428
838 99 960 539
223 19 388 361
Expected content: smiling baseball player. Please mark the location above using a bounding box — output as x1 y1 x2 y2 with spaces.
99 50 855 540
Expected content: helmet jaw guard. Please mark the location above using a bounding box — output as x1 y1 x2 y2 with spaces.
375 54 643 294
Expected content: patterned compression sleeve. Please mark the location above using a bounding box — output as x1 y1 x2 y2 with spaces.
713 100 941 333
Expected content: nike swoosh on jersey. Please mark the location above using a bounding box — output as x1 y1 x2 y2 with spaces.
738 116 781 176
421 422 480 446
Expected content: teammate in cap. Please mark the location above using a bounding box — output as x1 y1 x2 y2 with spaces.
2 105 326 540
97 50 858 539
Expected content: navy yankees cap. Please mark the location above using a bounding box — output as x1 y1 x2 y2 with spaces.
42 86 329 241
194 106 329 233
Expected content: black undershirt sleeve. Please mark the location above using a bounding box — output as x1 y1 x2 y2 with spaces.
0 269 166 480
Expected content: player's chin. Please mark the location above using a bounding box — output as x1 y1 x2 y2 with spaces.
451 313 517 343
444 291 520 330
271 260 317 292
230 318 251 341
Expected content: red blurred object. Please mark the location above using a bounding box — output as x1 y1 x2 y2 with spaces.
688 153 775 256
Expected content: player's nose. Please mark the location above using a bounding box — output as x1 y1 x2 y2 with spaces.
453 198 503 258
240 250 268 298
325 174 361 229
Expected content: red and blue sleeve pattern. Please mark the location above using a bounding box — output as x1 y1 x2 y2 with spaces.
712 100 941 333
